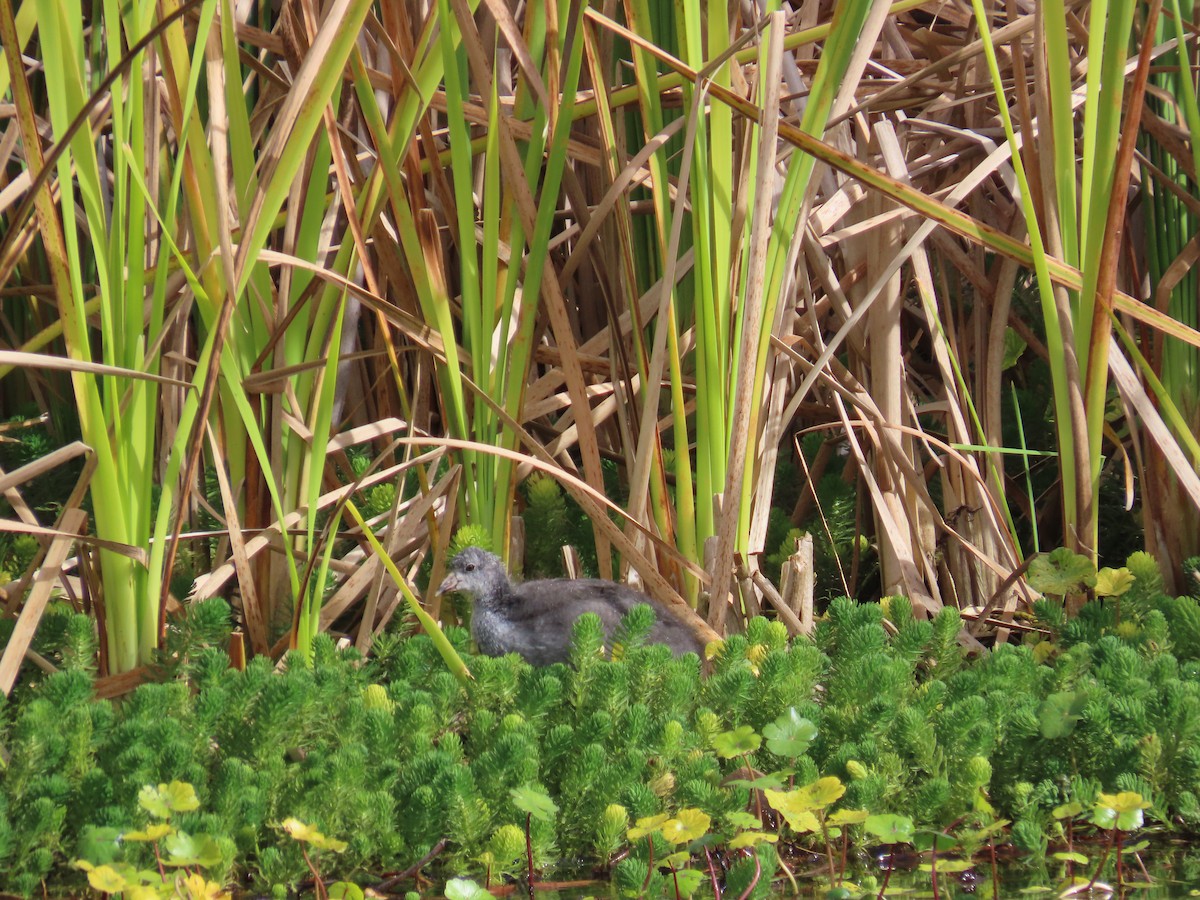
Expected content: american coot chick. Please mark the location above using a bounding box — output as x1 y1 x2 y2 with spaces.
437 547 705 666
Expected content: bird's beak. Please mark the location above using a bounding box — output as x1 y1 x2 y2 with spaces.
437 572 462 595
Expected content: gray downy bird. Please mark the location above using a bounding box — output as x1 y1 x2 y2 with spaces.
437 546 705 666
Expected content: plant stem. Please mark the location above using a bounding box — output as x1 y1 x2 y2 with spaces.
642 836 655 894
742 753 763 822
930 835 939 900
1116 829 1124 888
301 846 325 900
525 812 536 896
819 815 836 886
705 847 721 900
152 840 166 883
1133 849 1153 884
775 854 799 895
989 835 999 899
876 849 894 900
1088 829 1116 891
372 838 448 893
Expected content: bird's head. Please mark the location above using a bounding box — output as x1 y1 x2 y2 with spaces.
437 546 508 600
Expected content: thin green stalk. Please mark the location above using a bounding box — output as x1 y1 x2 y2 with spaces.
970 0 1083 554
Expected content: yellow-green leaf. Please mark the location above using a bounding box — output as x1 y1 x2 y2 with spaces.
279 818 346 851
711 725 761 758
628 813 670 840
794 776 845 810
163 781 200 812
727 831 779 849
763 789 821 833
919 858 973 873
163 831 223 867
1095 567 1135 597
139 781 199 818
1053 851 1090 864
827 808 869 827
139 784 170 819
1097 791 1150 814
177 871 231 900
86 865 128 893
724 811 761 830
671 868 708 897
315 834 348 853
124 823 173 842
329 882 366 900
659 851 692 869
282 818 322 843
660 808 710 845
1053 802 1084 820
1028 549 1096 597
510 786 558 823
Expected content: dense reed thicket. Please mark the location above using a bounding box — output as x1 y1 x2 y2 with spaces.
0 0 1197 672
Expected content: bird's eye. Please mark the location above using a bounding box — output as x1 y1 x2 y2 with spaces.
465 563 476 572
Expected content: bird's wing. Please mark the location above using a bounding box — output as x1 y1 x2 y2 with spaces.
521 580 689 628
510 580 631 629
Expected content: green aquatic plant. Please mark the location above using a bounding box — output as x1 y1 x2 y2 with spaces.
73 780 230 899
765 776 850 884
863 813 915 897
279 817 351 900
6 551 1200 896
621 808 713 898
521 473 572 577
1086 790 1152 890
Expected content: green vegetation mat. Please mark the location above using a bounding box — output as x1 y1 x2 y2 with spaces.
4 550 1200 897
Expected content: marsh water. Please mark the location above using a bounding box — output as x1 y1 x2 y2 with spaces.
503 843 1200 900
